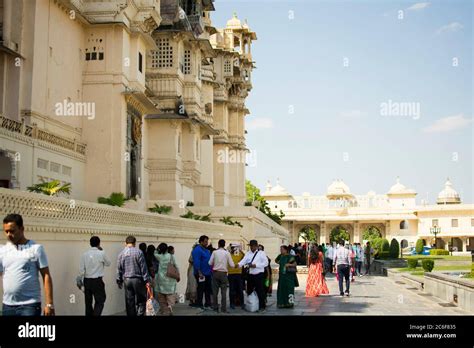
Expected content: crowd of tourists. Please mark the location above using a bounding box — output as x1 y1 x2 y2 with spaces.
0 213 376 316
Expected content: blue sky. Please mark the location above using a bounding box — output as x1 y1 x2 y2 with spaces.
212 0 473 203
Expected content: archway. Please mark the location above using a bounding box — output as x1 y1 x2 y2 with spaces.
451 238 463 252
0 152 12 188
362 226 382 242
400 239 408 249
330 225 350 244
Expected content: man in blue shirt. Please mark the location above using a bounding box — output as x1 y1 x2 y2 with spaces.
1 214 55 316
191 235 212 309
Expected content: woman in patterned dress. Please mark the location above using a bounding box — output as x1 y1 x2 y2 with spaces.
305 245 329 297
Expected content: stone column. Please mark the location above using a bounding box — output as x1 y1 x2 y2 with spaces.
385 221 391 239
320 221 327 244
353 221 360 243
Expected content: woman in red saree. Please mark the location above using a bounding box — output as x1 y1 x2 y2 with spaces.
305 245 329 297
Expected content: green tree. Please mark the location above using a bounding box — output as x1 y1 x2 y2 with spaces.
330 226 350 244
245 180 285 225
415 239 424 254
27 180 71 197
362 226 382 242
300 226 317 242
381 238 390 252
389 238 400 258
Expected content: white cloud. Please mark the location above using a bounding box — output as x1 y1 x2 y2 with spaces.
246 118 274 130
436 22 463 35
406 2 430 11
422 114 472 133
340 110 367 119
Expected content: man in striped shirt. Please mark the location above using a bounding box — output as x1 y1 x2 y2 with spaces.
333 240 351 297
116 235 150 316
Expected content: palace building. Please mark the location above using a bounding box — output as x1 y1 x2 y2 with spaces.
263 178 474 253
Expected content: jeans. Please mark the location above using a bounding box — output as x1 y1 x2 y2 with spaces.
2 302 41 316
124 278 147 316
195 273 212 307
337 264 350 295
228 274 244 308
84 277 106 316
247 272 265 310
212 271 229 311
356 261 363 275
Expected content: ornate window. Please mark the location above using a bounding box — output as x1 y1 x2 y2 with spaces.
62 166 72 177
451 219 458 228
37 158 48 170
85 35 104 61
224 59 232 75
153 38 173 68
184 50 191 74
399 220 408 229
50 162 60 173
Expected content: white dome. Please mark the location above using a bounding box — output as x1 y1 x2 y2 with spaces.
388 177 416 195
226 13 242 29
327 179 352 198
263 179 291 197
437 178 461 204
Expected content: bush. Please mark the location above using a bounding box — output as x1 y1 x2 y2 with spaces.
407 259 418 269
389 238 400 258
415 239 424 254
98 192 127 207
381 238 390 252
422 259 435 272
429 249 449 255
148 204 172 215
377 251 390 259
372 237 383 252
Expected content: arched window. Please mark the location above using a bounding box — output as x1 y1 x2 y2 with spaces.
288 201 293 208
399 220 408 230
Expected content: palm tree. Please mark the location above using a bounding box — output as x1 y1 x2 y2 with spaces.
27 180 71 196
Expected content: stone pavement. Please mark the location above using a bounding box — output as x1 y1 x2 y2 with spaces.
169 271 469 316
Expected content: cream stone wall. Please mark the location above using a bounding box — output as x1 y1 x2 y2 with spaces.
0 188 241 315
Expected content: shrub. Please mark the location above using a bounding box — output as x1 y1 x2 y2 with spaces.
381 238 390 252
389 239 400 258
377 251 390 259
372 237 383 252
415 239 424 254
180 211 212 222
148 204 172 215
220 216 243 227
422 259 435 272
429 249 449 256
407 259 418 269
27 180 71 197
98 192 127 207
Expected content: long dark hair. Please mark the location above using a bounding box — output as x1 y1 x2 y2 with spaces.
157 242 168 254
146 245 155 267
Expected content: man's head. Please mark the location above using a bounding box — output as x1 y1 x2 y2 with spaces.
218 239 225 249
249 240 258 252
125 235 136 246
367 241 371 246
258 244 264 251
90 236 101 248
340 240 345 247
199 235 209 247
3 214 25 245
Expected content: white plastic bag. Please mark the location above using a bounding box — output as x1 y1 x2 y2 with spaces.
145 285 159 316
245 291 259 312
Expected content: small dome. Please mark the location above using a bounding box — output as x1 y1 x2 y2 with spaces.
263 179 291 197
388 177 416 195
327 179 353 198
226 12 242 29
243 19 249 29
437 178 461 204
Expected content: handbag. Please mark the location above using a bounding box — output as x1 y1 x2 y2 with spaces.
166 255 180 282
242 251 259 281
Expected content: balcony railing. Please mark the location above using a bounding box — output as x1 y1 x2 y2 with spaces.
0 115 86 156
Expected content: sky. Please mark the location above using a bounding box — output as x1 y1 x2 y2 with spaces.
212 0 473 203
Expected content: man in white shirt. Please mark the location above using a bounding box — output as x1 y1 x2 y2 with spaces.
333 241 351 297
79 236 111 316
208 239 234 313
238 239 268 312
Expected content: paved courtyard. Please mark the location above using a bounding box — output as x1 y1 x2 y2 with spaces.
170 271 469 316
